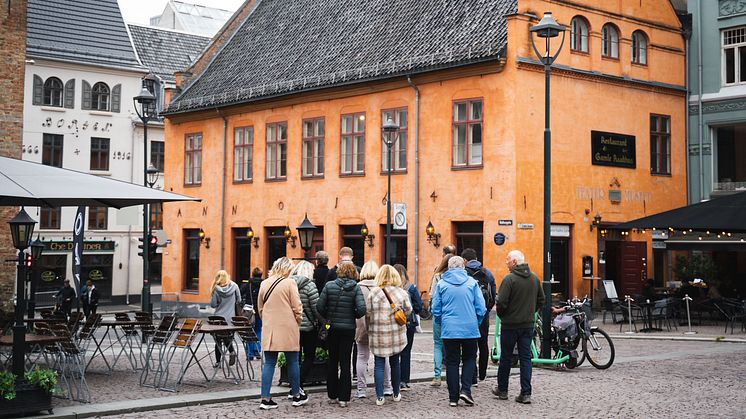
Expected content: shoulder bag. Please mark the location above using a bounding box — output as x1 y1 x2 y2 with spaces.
381 286 407 326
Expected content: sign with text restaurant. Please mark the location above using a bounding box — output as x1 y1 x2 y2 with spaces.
591 130 636 169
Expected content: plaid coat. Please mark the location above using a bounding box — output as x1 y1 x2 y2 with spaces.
366 285 412 357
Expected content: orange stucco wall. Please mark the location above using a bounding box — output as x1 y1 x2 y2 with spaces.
161 0 686 303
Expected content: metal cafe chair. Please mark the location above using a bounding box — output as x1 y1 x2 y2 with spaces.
231 315 259 381
140 315 177 388
158 318 203 392
51 324 90 403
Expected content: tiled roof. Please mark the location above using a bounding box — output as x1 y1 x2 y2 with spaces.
165 0 517 114
128 24 211 84
27 0 143 70
154 0 234 37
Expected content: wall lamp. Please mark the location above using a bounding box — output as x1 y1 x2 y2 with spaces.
246 227 260 248
198 228 210 249
426 221 441 248
284 225 297 248
361 223 375 247
590 213 602 231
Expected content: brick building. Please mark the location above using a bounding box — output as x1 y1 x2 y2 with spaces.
161 0 688 303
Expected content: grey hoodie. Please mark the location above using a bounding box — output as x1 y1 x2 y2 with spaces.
210 281 241 325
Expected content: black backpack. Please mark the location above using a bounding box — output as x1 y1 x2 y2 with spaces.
466 266 495 310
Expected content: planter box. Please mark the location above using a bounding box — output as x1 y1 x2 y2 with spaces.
279 361 328 386
0 382 53 417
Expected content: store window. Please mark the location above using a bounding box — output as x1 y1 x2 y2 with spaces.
82 254 113 301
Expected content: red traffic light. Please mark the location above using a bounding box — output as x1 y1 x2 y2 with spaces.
149 235 158 246
25 254 32 268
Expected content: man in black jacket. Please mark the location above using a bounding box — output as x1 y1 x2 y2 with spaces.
493 250 544 404
313 250 330 293
55 279 76 319
81 280 100 318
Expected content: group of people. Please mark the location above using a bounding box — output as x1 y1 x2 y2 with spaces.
54 278 100 319
209 244 545 409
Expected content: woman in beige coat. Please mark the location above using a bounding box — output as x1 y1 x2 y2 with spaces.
257 257 306 409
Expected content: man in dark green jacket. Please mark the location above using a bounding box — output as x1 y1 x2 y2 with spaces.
493 250 544 404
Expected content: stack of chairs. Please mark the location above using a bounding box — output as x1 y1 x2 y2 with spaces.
51 324 90 403
113 312 141 370
76 313 102 371
231 316 259 380
158 318 203 392
139 315 177 388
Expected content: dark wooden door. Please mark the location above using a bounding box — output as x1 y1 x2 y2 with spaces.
618 241 647 297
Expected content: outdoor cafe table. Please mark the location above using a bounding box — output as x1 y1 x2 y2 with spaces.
638 300 663 333
86 319 150 374
0 334 64 370
176 324 251 387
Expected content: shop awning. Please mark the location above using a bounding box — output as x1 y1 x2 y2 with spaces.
0 156 199 208
615 191 746 233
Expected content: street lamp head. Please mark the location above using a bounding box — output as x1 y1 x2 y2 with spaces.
296 213 316 252
146 163 160 187
30 235 44 261
8 207 36 250
530 12 564 38
134 83 156 105
382 117 399 147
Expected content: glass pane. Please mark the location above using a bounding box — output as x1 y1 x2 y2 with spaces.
470 124 482 165
185 153 193 183
234 128 243 145
383 111 394 125
664 117 670 133
279 123 287 140
355 114 365 132
316 119 325 137
454 103 467 121
195 135 202 149
316 140 324 174
279 143 286 176
398 136 407 169
342 116 352 134
267 144 276 178
267 124 275 142
398 110 407 128
342 137 351 173
355 135 365 171
234 148 241 180
470 101 483 120
303 121 313 138
650 115 657 132
726 48 735 84
740 46 746 82
194 153 201 182
246 147 252 179
453 125 466 165
302 141 311 176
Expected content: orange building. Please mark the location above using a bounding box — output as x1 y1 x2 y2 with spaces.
161 0 687 305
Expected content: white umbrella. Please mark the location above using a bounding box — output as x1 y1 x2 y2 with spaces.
0 156 199 208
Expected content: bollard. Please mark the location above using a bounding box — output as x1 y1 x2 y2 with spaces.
683 294 697 335
624 295 636 334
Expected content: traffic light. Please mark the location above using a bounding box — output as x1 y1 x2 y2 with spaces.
137 237 145 257
25 253 32 268
148 234 158 259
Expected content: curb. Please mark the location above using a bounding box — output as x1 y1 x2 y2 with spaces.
607 334 746 343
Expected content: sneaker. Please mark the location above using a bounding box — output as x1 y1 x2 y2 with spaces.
339 401 348 408
356 389 367 399
259 399 278 410
292 393 308 407
400 382 411 391
383 388 394 396
515 394 531 404
288 388 305 399
376 397 385 406
328 398 338 405
431 378 442 387
459 392 474 406
392 393 402 402
229 353 237 366
449 401 458 407
472 381 479 387
491 386 508 400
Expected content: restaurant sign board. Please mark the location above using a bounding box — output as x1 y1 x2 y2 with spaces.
591 130 636 169
44 241 115 253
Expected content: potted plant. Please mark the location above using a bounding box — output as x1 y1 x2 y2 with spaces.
279 348 329 385
0 368 57 416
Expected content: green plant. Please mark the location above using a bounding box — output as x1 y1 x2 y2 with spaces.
277 348 329 368
0 371 16 400
277 352 286 368
674 253 717 283
24 368 57 394
315 347 329 362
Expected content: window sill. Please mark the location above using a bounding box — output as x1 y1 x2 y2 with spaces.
379 170 408 175
90 171 112 176
570 49 590 56
41 106 65 112
631 62 648 68
264 177 287 183
650 172 672 177
451 165 483 171
233 179 253 185
601 56 620 62
183 183 202 188
340 172 366 178
89 110 113 117
301 175 325 180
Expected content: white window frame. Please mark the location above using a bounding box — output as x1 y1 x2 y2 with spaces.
722 27 746 86
381 108 407 172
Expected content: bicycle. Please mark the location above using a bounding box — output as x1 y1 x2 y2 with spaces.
490 298 614 370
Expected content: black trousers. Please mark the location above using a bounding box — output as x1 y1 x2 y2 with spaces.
326 329 355 402
477 315 490 380
300 330 317 386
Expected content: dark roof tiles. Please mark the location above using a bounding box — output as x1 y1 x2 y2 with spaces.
27 0 143 69
166 0 517 114
128 24 211 83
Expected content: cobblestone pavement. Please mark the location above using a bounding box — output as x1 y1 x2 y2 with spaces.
97 338 746 419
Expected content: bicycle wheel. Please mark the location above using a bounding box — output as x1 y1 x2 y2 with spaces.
582 327 615 369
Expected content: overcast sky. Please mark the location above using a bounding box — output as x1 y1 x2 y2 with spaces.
117 0 245 25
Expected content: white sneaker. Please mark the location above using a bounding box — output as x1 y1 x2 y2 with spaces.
356 389 367 399
376 397 385 406
339 401 348 407
393 393 402 402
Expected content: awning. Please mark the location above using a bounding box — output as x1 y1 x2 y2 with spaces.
614 191 746 233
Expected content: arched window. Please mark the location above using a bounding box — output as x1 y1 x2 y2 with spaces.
570 16 589 53
43 77 63 107
92 82 110 111
602 24 619 58
632 30 648 65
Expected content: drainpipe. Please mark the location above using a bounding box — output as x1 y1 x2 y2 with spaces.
217 109 228 269
125 119 139 305
407 76 420 287
684 14 691 205
697 0 704 201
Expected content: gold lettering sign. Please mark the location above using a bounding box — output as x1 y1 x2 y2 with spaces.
591 131 636 169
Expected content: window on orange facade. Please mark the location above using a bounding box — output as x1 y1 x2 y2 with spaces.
341 113 365 175
452 99 483 168
381 108 407 173
184 133 202 185
266 122 287 180
234 126 253 182
650 114 671 175
302 118 325 178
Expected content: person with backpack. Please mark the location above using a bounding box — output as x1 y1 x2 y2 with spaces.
240 267 263 360
394 264 422 392
461 248 496 384
493 250 545 405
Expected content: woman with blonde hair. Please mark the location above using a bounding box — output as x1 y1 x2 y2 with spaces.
291 260 320 395
366 264 412 405
394 264 422 391
257 257 306 409
209 270 241 366
429 253 453 386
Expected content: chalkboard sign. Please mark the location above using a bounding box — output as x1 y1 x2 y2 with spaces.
591 130 636 169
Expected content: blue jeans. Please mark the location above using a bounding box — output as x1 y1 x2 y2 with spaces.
247 318 262 358
433 321 443 378
374 354 400 398
261 351 300 399
443 338 477 402
497 327 533 396
400 327 415 383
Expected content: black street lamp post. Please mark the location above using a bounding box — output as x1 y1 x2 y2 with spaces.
382 118 399 265
134 81 157 313
8 207 36 376
26 236 44 319
296 214 316 260
530 11 565 359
